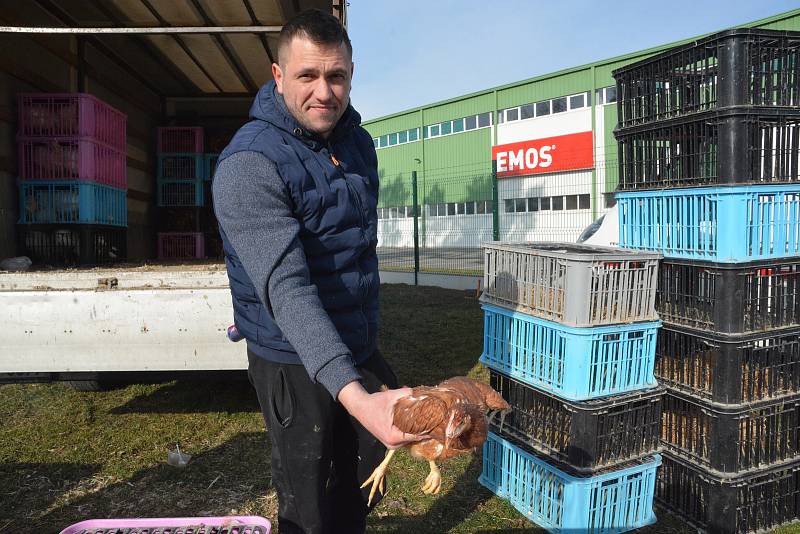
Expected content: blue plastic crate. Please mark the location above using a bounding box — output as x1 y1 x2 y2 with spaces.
204 153 219 181
19 181 127 227
617 185 800 262
480 432 660 534
157 153 204 181
479 303 659 401
157 179 204 207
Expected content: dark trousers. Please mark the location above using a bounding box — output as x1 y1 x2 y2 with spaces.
248 350 398 534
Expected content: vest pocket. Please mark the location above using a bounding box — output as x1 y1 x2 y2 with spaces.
270 367 295 428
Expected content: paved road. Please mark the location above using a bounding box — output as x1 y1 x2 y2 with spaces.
377 247 483 274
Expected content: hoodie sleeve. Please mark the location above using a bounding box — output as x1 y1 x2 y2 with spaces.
212 150 363 399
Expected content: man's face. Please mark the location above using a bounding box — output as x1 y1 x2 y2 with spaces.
272 36 353 139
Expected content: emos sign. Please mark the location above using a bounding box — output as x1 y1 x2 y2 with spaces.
492 131 594 178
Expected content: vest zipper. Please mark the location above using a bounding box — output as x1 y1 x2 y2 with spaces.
327 143 370 350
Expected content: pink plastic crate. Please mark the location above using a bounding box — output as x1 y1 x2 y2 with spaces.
59 516 270 534
18 93 127 151
18 137 127 188
158 232 205 259
158 127 204 153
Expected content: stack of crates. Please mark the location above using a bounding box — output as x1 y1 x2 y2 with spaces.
156 127 207 260
16 93 127 265
478 242 664 532
613 28 800 533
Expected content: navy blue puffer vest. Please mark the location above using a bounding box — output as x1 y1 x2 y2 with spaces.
218 81 380 365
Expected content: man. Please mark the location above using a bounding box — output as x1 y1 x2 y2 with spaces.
212 8 421 534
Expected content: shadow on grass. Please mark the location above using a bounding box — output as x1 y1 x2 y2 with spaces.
111 377 259 415
0 462 103 530
26 432 272 533
369 455 497 533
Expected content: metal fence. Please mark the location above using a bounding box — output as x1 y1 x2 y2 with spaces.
376 161 618 276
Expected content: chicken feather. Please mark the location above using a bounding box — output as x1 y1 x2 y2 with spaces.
361 375 510 505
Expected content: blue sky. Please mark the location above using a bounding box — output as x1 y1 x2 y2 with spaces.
347 1 800 121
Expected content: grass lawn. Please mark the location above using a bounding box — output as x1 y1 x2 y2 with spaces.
0 284 797 533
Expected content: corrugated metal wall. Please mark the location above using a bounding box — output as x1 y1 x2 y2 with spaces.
364 8 800 210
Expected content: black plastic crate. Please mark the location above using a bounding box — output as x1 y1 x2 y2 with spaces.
656 324 800 404
615 107 800 190
657 451 800 534
614 28 800 128
657 259 800 335
661 389 800 473
17 224 126 266
489 370 662 473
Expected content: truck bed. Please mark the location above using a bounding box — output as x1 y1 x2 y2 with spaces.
0 261 247 379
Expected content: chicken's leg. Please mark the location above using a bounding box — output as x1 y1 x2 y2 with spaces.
360 448 397 506
421 460 441 495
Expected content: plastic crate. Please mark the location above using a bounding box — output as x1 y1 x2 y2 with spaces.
157 126 204 153
657 451 800 534
661 389 800 474
480 432 660 533
479 303 660 401
157 153 204 181
157 232 205 260
658 258 800 335
157 180 204 207
656 324 800 404
614 29 800 129
18 136 127 188
481 242 660 327
18 93 127 150
490 370 662 473
617 184 800 262
616 108 800 190
18 224 126 266
60 516 270 534
19 182 127 226
205 153 220 181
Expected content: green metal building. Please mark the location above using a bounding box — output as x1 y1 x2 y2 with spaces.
363 8 800 271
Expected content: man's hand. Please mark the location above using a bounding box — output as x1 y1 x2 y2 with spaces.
338 381 426 449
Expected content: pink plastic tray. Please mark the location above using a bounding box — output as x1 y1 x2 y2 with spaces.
158 127 204 153
59 516 270 534
157 232 206 260
18 93 127 151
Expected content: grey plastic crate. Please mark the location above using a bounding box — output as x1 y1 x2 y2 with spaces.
482 242 661 327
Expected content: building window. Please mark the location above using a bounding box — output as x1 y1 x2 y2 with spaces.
569 93 586 110
430 124 440 137
398 130 408 144
441 121 452 135
605 85 617 103
566 194 578 210
535 100 550 116
465 201 475 215
521 103 535 120
373 138 379 148
465 115 477 130
388 132 398 146
552 196 564 211
452 118 464 133
528 197 538 211
540 197 551 210
506 108 519 122
579 194 591 209
505 199 515 213
552 97 567 114
478 112 491 128
409 128 419 141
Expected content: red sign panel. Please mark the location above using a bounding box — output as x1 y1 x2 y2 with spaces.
492 131 594 178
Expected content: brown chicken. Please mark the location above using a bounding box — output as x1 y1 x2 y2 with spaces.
361 376 511 505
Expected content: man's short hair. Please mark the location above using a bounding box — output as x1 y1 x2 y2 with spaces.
277 8 352 64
